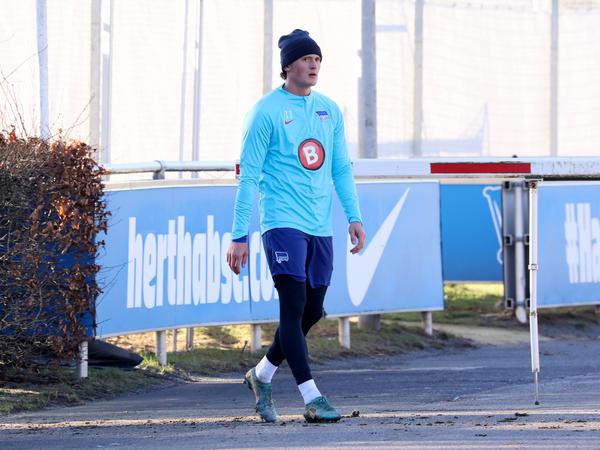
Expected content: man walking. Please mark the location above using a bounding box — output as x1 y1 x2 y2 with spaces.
227 29 366 423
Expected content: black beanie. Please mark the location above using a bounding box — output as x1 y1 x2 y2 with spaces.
278 29 322 69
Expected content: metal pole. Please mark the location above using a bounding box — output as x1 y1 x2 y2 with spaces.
36 0 50 140
358 0 379 331
186 327 194 350
250 324 262 353
358 314 381 331
178 0 190 165
100 0 114 163
262 0 273 95
191 0 204 167
528 180 541 405
359 0 377 159
156 330 167 365
90 0 101 154
421 311 432 336
514 182 528 324
172 329 178 352
338 317 351 349
412 0 424 158
550 0 559 156
76 341 89 379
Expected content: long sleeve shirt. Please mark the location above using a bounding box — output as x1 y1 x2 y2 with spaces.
232 85 362 240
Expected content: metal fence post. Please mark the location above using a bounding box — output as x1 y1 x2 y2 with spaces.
550 0 559 156
338 317 351 349
358 314 381 331
186 327 194 350
156 330 167 365
357 0 382 332
153 160 166 180
528 179 541 405
36 0 50 139
514 182 528 323
412 0 424 157
421 311 433 336
172 329 178 352
503 180 530 324
250 324 262 353
76 340 88 379
262 0 273 95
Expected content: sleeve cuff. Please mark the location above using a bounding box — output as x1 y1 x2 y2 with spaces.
232 235 248 243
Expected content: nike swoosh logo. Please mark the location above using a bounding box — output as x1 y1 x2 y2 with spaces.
346 188 410 307
284 120 294 125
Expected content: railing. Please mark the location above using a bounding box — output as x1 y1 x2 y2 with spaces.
104 160 235 179
103 157 600 180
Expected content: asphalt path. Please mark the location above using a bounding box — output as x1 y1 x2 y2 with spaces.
2 337 600 449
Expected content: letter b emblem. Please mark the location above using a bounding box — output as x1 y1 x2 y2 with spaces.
298 138 325 170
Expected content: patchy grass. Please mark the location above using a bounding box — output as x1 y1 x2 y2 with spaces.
389 283 600 335
0 366 167 416
536 306 600 338
389 283 507 326
305 318 469 363
107 325 253 355
440 283 505 322
164 319 471 375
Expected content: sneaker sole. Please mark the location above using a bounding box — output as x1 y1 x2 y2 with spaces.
304 415 341 423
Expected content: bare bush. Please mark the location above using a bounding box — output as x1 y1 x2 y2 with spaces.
0 131 108 375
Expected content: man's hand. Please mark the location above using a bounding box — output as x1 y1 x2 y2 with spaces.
227 241 249 275
348 221 366 254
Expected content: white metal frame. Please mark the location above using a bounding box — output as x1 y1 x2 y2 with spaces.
528 179 541 404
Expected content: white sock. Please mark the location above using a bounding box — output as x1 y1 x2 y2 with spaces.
255 356 278 383
298 379 322 404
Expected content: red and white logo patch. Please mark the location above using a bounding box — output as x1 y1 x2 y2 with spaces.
298 138 325 170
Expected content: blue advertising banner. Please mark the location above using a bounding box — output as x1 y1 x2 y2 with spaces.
538 182 600 308
440 184 503 282
96 181 444 337
325 181 444 317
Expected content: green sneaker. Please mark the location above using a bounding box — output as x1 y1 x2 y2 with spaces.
303 396 342 423
244 368 277 423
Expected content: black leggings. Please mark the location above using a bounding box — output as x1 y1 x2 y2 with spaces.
265 275 327 385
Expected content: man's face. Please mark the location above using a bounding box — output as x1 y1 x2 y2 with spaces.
285 54 321 89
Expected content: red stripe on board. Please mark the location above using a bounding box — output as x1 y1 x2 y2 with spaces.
430 162 531 174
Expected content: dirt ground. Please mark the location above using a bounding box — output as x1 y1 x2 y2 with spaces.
2 334 600 449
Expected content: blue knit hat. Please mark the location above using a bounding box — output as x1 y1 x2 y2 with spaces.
278 29 322 70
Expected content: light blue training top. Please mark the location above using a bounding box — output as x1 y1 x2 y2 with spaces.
232 85 362 240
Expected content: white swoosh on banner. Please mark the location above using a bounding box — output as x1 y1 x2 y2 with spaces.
347 188 410 307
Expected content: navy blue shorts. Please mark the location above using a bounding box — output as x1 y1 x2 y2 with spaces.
262 228 333 288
